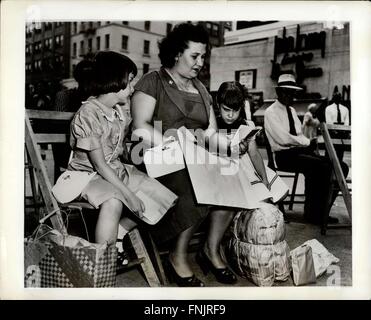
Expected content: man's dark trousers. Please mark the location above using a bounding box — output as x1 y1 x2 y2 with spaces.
275 147 349 223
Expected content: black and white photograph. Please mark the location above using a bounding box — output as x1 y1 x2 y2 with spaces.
1 1 371 301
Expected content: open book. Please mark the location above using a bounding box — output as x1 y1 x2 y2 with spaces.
230 125 262 147
177 126 289 209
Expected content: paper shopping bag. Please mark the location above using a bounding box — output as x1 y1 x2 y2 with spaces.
24 229 117 287
177 126 271 209
290 244 317 286
143 138 185 178
52 170 97 203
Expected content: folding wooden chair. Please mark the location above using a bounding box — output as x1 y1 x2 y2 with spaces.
263 129 305 215
25 109 167 286
319 123 352 235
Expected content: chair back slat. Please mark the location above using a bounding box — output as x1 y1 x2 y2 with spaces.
34 133 68 144
27 109 75 121
25 113 67 232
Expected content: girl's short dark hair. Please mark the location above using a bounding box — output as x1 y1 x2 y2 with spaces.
158 23 209 68
217 81 246 111
90 51 137 96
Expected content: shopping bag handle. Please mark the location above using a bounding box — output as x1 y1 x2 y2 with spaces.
39 208 61 225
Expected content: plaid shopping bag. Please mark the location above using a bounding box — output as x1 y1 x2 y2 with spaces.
24 228 117 288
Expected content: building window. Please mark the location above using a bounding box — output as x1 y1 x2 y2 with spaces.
55 35 64 47
122 21 128 25
44 22 52 31
143 63 149 75
34 42 41 53
144 21 151 31
106 21 110 25
166 23 172 35
73 22 77 34
224 22 232 31
143 40 150 55
44 38 52 50
206 22 212 33
121 35 128 50
73 42 77 57
88 38 92 52
105 34 110 49
80 40 85 55
97 22 101 27
212 24 219 36
96 36 100 50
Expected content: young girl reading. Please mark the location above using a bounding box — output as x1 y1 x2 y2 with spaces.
216 81 288 203
65 51 177 253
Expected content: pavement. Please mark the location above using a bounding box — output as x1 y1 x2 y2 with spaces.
115 150 352 288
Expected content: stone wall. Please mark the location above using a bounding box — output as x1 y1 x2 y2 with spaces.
210 22 350 101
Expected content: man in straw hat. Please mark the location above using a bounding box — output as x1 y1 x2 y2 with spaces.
264 73 349 225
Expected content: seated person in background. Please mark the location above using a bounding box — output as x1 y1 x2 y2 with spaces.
264 73 349 225
52 59 95 179
32 81 51 110
325 92 350 161
303 103 320 140
325 92 349 126
53 59 94 113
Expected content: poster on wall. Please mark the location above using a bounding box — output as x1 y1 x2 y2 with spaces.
235 69 256 89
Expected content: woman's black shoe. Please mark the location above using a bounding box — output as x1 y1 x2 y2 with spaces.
166 260 205 287
196 250 237 285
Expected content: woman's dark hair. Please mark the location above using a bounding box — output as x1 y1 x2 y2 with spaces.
158 23 209 68
217 81 246 112
90 51 137 96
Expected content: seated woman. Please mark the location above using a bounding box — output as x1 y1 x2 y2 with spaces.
131 23 249 286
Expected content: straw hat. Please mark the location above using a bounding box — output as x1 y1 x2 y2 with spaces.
276 74 303 90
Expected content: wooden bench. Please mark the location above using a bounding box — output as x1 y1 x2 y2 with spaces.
25 109 167 286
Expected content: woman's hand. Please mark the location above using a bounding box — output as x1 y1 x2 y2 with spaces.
124 190 145 218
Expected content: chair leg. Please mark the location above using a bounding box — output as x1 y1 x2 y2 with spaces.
128 228 161 287
148 233 169 286
321 181 336 235
289 172 299 211
278 201 289 223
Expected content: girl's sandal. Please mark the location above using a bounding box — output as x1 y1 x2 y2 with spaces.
117 249 130 266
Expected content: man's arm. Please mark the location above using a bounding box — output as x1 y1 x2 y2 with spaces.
265 110 310 148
